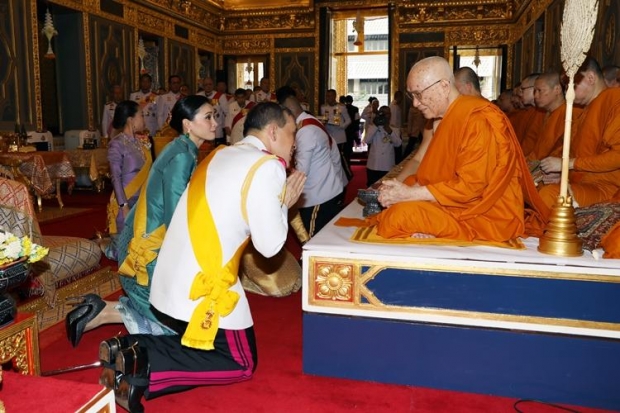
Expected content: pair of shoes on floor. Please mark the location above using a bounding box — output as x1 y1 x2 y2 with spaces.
65 294 106 347
99 337 149 413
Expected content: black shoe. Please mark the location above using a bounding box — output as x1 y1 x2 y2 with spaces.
114 346 149 413
99 336 139 391
99 336 140 365
99 366 123 391
65 294 106 347
115 345 148 377
115 375 148 413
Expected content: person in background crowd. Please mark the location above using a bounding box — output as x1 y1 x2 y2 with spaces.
389 91 404 163
344 95 361 158
130 74 159 137
197 77 229 146
251 77 277 102
602 65 620 88
364 105 402 187
102 101 152 261
279 87 347 238
226 88 256 144
156 75 182 130
101 85 124 140
454 67 483 98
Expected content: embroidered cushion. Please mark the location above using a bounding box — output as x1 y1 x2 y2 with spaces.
575 202 620 252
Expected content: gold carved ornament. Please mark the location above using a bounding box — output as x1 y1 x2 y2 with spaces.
314 263 354 302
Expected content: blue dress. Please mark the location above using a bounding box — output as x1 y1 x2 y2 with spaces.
116 134 199 334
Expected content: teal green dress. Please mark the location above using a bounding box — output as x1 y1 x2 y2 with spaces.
117 134 199 334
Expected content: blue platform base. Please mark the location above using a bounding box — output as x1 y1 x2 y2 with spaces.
303 312 620 411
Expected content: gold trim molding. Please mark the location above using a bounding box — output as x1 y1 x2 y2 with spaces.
307 256 620 334
446 25 511 45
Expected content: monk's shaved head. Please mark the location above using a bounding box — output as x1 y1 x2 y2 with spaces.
407 56 458 119
411 56 454 84
537 72 562 88
534 72 564 112
454 67 482 97
574 57 607 106
602 65 620 87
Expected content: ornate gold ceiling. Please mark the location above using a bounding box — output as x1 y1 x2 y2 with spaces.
220 0 312 10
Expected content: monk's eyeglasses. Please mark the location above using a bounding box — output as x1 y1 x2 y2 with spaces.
406 79 445 102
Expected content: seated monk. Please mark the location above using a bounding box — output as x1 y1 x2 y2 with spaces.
539 57 620 208
514 74 546 156
375 56 549 242
525 72 570 162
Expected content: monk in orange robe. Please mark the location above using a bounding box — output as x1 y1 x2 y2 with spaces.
539 57 620 208
514 74 546 156
376 57 549 242
525 72 578 161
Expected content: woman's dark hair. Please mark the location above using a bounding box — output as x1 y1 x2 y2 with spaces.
169 95 210 135
112 100 140 130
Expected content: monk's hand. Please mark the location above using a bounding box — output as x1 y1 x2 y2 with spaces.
542 172 561 184
378 179 412 207
540 157 562 174
284 169 306 209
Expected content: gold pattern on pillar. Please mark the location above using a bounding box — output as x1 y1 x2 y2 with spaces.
314 263 353 302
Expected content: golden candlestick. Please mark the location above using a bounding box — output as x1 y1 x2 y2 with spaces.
538 195 583 257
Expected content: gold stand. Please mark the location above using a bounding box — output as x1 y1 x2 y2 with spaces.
538 196 583 257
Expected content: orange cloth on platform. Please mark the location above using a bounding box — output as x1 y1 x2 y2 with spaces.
373 96 549 242
525 103 582 161
538 88 620 208
518 106 546 157
600 221 620 258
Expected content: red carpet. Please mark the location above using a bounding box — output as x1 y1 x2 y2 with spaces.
36 291 612 413
27 169 614 413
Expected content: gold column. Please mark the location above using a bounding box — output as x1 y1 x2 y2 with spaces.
333 19 347 95
82 12 94 131
30 0 43 131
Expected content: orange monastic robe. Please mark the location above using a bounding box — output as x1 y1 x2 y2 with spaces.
517 106 546 156
538 88 620 207
376 96 549 242
525 102 575 161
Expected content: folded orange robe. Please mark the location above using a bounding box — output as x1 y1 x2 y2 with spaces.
538 88 620 208
518 106 546 157
525 103 583 161
340 96 549 245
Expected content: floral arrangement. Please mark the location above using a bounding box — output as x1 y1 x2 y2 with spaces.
0 230 49 267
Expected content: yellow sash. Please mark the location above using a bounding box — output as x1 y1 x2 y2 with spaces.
107 145 153 234
117 179 166 286
183 148 277 350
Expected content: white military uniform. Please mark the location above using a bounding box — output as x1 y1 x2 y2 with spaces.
197 90 229 141
320 103 351 145
295 112 347 208
225 100 255 144
156 91 181 130
101 101 117 139
130 90 159 136
150 136 290 329
250 90 277 103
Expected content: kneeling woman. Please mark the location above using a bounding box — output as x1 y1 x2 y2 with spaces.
65 95 217 347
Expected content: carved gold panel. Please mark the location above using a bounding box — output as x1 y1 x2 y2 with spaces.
0 313 40 375
445 25 511 45
313 261 354 302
